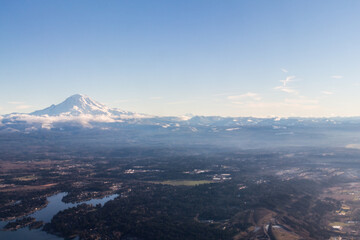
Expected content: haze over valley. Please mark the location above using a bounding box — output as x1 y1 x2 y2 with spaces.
2 1 360 239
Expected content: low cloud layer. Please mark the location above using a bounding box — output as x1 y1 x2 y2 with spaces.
331 75 343 79
15 105 33 110
228 92 262 101
6 114 125 129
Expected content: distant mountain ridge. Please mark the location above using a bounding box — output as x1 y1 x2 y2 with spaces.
1 94 360 133
1 94 360 149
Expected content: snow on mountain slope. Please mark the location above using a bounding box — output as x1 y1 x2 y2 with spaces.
32 94 114 116
29 94 150 118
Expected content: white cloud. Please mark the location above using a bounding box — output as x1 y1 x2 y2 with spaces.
227 92 262 101
321 91 333 95
281 68 288 73
15 105 33 110
8 101 25 105
150 97 163 100
280 76 296 86
331 75 343 79
274 76 298 94
274 85 298 94
346 144 360 150
8 101 33 110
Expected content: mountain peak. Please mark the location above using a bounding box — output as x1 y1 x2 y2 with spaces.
65 94 95 103
67 93 86 99
31 94 110 116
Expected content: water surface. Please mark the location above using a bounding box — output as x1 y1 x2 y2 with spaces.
0 192 118 240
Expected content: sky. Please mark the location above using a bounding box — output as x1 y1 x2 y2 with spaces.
1 0 360 117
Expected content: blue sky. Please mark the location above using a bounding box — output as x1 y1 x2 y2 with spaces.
1 0 360 117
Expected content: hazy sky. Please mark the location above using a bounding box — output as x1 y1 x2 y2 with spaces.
1 0 360 117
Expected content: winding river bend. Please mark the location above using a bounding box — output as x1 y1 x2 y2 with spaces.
0 192 119 240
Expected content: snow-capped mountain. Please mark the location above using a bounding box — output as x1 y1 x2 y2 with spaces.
31 94 133 117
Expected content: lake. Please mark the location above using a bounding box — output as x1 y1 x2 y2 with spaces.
0 192 119 240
